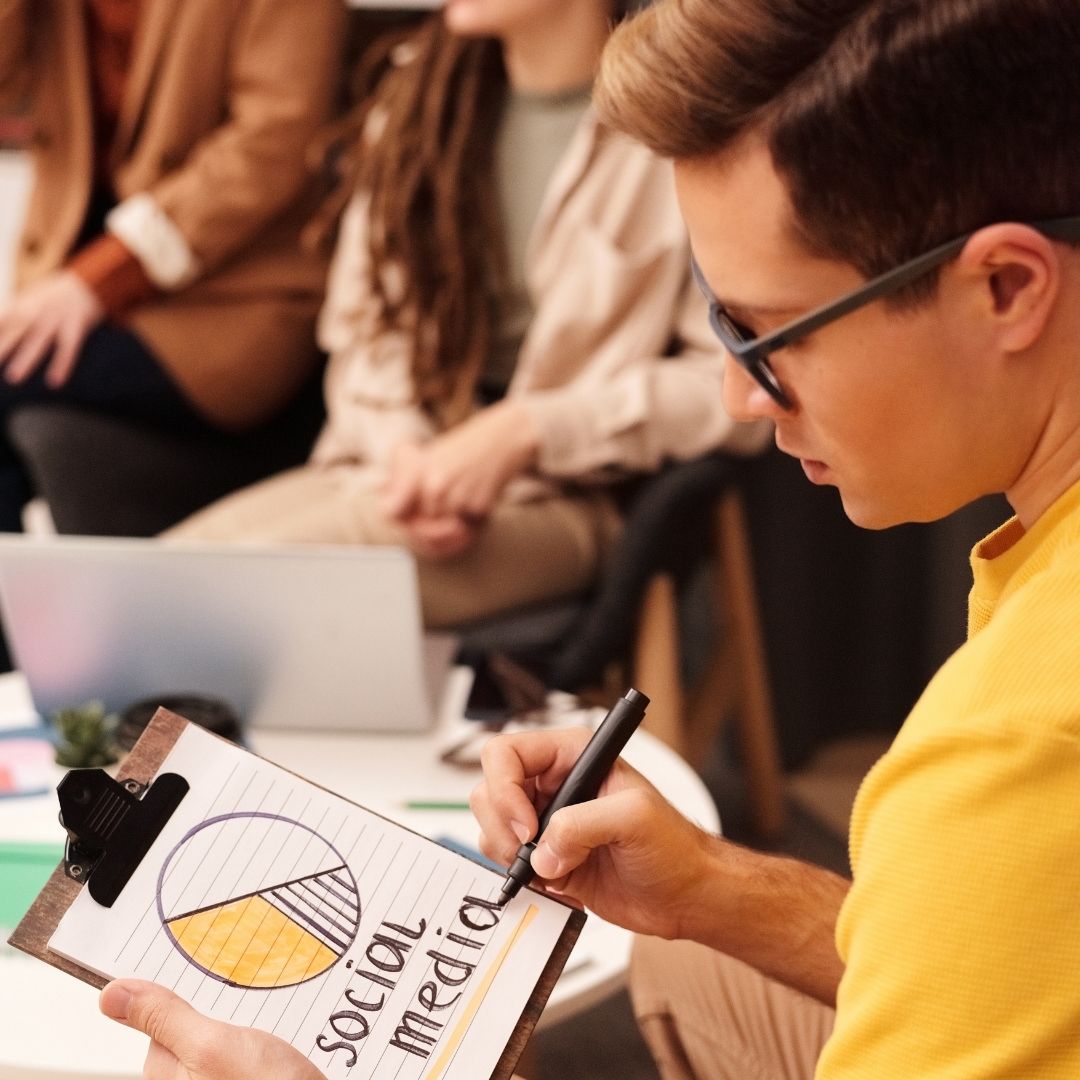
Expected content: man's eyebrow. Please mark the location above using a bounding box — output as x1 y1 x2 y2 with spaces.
694 260 809 320
717 297 807 321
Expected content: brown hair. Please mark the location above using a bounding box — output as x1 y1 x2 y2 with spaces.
596 0 1080 294
327 5 632 424
327 16 506 424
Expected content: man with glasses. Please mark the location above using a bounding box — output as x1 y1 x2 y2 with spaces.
470 0 1080 1077
94 0 1080 1077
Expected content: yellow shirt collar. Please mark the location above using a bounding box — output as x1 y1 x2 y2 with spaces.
968 477 1080 637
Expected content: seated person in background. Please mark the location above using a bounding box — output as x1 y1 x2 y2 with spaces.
167 0 769 629
0 0 347 533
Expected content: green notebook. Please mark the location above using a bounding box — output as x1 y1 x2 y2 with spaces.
0 842 64 932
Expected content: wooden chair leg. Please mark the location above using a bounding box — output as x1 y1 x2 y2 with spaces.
627 492 783 838
684 632 736 769
632 573 686 758
716 489 785 837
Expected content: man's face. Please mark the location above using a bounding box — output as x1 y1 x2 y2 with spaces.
676 140 1001 529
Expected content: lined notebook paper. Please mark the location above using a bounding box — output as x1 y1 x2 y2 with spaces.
48 723 579 1079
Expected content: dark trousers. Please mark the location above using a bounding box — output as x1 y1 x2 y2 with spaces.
0 322 209 533
0 324 209 673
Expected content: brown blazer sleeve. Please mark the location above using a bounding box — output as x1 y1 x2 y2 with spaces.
145 0 347 272
0 0 31 112
68 234 160 317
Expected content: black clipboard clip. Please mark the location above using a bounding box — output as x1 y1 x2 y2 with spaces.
57 768 189 908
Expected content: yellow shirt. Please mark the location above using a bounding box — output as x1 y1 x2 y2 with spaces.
818 479 1080 1078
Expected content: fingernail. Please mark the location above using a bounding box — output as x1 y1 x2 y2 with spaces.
532 841 561 878
100 983 131 1021
511 820 532 844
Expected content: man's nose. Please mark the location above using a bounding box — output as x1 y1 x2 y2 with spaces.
722 356 790 422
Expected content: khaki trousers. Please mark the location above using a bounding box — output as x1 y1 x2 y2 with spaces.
166 464 620 628
630 937 835 1080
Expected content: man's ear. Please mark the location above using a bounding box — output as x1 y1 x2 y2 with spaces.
956 223 1060 353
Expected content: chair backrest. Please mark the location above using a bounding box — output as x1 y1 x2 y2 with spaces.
548 453 739 690
456 453 741 692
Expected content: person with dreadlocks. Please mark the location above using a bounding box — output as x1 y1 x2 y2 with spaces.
166 0 767 628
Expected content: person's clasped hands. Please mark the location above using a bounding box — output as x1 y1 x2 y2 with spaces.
470 726 721 940
0 270 104 387
379 400 540 560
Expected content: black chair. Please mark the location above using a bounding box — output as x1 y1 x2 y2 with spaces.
458 452 785 837
4 377 325 536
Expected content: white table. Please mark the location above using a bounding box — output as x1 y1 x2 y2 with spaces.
0 672 718 1080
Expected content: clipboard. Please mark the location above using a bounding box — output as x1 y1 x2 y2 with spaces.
8 708 586 1080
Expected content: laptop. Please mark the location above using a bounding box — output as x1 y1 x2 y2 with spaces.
0 535 456 733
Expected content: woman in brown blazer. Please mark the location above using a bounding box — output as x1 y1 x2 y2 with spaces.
0 0 347 532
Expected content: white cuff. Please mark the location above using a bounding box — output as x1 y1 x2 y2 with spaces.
105 193 202 290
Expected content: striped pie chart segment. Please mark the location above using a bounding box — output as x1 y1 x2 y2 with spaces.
158 813 361 989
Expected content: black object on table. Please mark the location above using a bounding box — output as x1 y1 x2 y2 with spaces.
115 694 243 751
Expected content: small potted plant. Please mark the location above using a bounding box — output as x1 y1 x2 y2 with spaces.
51 701 119 769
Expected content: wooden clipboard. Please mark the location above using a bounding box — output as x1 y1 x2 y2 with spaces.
8 708 586 1080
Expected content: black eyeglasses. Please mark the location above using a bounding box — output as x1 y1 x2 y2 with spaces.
691 215 1080 410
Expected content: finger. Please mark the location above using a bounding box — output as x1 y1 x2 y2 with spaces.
405 515 473 560
472 770 541 855
4 327 54 383
482 727 595 798
457 478 500 521
531 787 662 880
462 495 496 521
410 534 472 560
100 979 218 1062
430 475 477 520
469 778 531 865
437 479 494 522
417 471 453 520
45 326 84 388
475 729 593 848
407 514 466 543
0 317 30 365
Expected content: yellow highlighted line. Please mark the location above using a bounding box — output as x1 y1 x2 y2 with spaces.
423 904 539 1080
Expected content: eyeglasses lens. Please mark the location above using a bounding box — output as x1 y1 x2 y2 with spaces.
714 307 753 344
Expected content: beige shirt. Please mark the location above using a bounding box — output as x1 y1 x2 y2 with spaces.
313 109 771 497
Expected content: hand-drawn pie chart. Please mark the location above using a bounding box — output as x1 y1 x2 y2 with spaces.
156 812 360 989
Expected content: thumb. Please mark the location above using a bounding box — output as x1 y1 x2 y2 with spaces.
531 789 647 879
100 979 210 1053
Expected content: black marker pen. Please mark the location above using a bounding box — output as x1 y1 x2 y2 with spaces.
497 688 649 907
